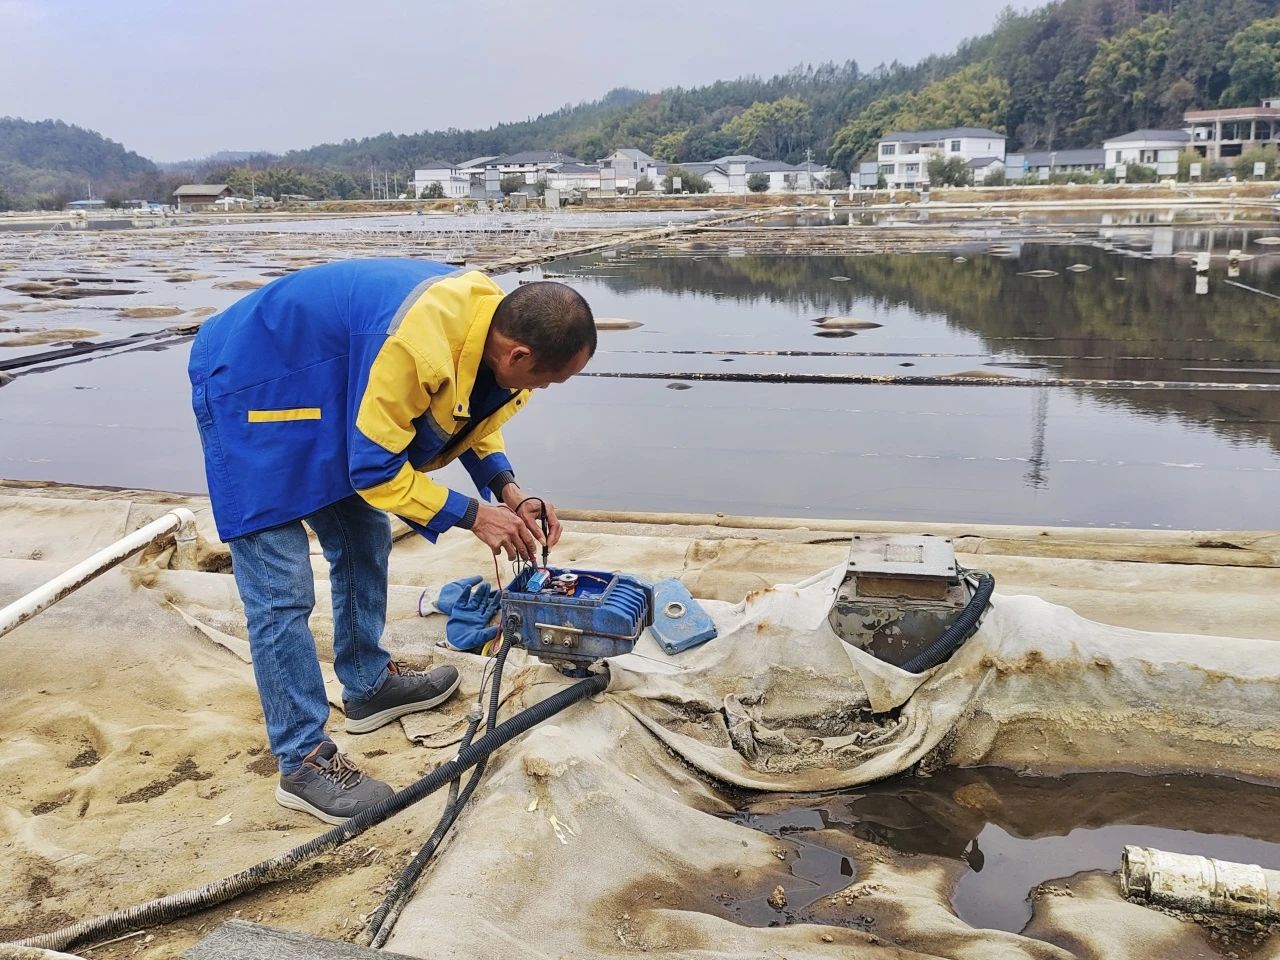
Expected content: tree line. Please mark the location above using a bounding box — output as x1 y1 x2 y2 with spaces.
6 0 1280 208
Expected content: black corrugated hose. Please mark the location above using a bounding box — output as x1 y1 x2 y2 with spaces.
14 652 607 954
900 569 995 674
362 628 515 947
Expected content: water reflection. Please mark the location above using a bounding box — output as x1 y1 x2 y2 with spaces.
733 768 1280 933
762 206 1280 228
567 247 1280 454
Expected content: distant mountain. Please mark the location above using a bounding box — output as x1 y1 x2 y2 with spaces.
278 0 1280 176
283 87 650 170
0 117 160 210
156 150 277 172
8 0 1280 209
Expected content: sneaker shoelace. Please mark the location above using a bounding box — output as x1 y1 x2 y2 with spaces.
321 751 365 789
389 659 430 678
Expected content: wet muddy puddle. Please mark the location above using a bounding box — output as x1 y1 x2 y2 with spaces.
726 767 1280 936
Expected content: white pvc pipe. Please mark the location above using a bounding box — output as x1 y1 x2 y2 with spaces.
1122 845 1280 920
0 507 197 639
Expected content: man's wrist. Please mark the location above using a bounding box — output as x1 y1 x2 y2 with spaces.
499 482 524 508
489 470 518 503
455 498 480 529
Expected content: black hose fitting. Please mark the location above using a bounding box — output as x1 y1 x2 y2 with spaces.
900 570 995 674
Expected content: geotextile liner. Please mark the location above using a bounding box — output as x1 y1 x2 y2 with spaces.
1 492 1278 958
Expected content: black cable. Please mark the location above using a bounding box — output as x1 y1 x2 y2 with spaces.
900 570 995 674
513 496 550 568
15 663 609 954
363 637 512 946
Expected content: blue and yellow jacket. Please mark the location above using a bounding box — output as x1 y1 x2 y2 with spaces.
188 258 529 541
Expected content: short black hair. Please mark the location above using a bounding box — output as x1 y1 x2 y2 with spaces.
492 281 596 371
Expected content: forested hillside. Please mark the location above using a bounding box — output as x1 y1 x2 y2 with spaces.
0 118 159 210
280 0 1280 175
7 0 1280 207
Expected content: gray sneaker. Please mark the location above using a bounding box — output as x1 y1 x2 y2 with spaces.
275 741 394 825
343 661 461 734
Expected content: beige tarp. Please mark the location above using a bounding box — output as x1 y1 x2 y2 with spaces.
1 486 1278 958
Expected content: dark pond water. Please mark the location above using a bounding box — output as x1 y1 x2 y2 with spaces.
726 768 1280 936
760 205 1280 228
2 229 1278 528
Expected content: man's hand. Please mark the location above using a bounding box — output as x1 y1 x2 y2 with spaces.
501 485 563 551
470 503 539 562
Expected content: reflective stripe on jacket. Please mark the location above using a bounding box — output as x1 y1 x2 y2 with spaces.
189 258 529 541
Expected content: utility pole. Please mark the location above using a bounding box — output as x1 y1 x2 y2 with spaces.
805 147 814 193
370 163 376 200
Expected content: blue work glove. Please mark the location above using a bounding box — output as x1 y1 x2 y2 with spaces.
445 580 501 651
433 575 487 615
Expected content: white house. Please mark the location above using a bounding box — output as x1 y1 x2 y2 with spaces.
875 127 1007 189
545 162 602 191
598 149 663 190
485 151 584 184
678 155 829 194
1102 130 1190 176
410 164 472 199
1005 149 1107 180
966 156 1005 183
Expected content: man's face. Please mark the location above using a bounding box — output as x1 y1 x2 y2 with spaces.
496 345 592 391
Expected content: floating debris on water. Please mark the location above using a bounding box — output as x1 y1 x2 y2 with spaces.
829 275 850 282
595 318 643 331
1252 236 1280 245
214 278 268 290
953 257 968 264
814 316 883 330
1066 264 1092 272
946 369 1017 379
5 281 55 294
0 327 100 347
1018 269 1060 278
118 306 185 319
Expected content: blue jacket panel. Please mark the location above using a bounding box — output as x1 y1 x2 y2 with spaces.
189 258 521 541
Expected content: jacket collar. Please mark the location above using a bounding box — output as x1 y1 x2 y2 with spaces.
452 287 530 419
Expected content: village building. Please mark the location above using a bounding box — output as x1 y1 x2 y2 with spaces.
875 128 1007 189
172 184 233 211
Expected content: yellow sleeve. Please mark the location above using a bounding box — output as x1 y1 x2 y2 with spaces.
349 335 470 530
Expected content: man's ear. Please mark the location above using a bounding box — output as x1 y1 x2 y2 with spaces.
510 344 534 367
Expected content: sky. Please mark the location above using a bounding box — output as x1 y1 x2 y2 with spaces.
0 0 1045 161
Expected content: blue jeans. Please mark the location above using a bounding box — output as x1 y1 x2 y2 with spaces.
228 494 393 773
